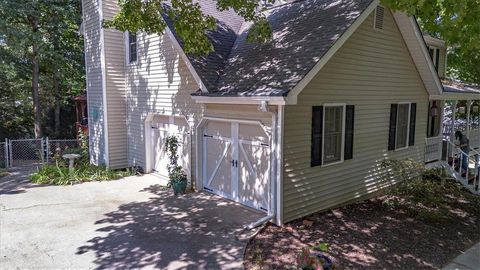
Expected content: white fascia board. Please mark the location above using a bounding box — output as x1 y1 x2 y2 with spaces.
191 95 286 105
285 0 380 105
423 35 446 48
165 27 208 93
98 0 110 167
392 12 443 96
430 93 480 101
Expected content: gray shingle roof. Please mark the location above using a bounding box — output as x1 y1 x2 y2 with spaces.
171 0 374 97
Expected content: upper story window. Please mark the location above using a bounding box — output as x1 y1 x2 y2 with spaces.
127 32 137 63
428 46 439 71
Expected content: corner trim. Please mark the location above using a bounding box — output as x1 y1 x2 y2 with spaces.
285 0 380 105
98 0 110 167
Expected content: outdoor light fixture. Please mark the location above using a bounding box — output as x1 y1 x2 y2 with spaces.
430 102 439 117
473 104 479 113
459 106 466 114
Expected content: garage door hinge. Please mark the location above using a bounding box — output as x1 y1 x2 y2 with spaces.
261 143 269 147
204 187 213 192
203 134 213 138
260 207 268 211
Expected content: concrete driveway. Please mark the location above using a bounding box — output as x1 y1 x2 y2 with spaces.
0 172 263 269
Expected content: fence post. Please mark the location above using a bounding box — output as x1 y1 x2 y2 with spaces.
45 137 49 164
8 139 12 168
41 138 45 164
4 138 8 168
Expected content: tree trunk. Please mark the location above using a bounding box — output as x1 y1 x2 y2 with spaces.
54 69 61 138
31 17 42 139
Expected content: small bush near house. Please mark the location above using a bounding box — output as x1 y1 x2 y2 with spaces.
0 168 9 178
30 162 134 185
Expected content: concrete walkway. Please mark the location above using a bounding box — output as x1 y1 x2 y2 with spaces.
0 173 262 269
443 242 480 270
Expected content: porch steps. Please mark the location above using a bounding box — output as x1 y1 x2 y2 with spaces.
430 161 480 195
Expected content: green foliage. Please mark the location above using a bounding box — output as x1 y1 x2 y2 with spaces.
0 0 85 139
312 243 329 253
383 162 465 222
105 0 274 56
165 135 187 187
381 159 425 183
30 162 134 185
381 0 480 83
0 169 9 178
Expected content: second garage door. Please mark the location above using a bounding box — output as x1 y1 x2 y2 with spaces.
151 115 190 180
203 120 271 212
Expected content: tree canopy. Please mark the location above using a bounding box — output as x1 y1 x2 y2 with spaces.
107 0 480 83
0 0 85 139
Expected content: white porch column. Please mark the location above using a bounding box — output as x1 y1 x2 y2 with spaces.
466 100 471 138
451 100 457 143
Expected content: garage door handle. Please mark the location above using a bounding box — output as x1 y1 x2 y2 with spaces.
234 160 238 167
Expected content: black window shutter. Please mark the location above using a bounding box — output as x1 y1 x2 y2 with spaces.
388 104 398 151
435 49 440 71
311 106 323 167
409 103 417 146
344 105 355 160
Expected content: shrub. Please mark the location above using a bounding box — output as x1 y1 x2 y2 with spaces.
30 162 134 185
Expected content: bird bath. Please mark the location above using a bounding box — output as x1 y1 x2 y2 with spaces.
62 154 81 172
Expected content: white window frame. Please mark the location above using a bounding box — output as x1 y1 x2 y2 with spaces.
428 46 439 69
125 31 137 65
394 102 411 151
321 103 346 167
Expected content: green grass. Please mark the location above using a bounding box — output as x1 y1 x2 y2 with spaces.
0 168 9 178
30 162 134 185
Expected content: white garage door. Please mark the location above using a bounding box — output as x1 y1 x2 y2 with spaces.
151 115 190 180
203 120 270 212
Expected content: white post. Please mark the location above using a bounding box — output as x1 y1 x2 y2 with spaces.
439 100 445 161
45 137 49 163
451 100 457 143
4 138 8 168
466 100 471 138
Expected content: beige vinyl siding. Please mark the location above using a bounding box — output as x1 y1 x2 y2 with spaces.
125 33 202 178
282 9 429 222
438 47 446 78
102 2 128 168
82 0 106 165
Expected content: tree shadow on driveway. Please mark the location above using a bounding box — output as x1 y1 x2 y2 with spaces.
0 167 41 195
77 184 263 270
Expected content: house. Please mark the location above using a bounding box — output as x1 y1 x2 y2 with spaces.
81 0 480 225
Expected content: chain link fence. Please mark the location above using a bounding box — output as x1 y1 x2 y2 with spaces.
2 138 79 168
46 139 80 163
0 142 6 168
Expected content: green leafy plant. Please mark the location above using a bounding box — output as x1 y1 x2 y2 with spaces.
296 248 324 270
30 162 133 185
165 135 187 191
313 243 329 253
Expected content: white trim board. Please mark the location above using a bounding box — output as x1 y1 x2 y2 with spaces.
98 0 110 167
165 27 208 93
285 0 380 105
191 95 286 105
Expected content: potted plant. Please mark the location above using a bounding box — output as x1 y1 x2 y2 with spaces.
296 247 333 270
165 135 188 195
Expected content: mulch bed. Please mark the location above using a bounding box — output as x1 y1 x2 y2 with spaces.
245 187 480 269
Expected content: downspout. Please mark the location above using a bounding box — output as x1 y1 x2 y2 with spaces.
244 102 283 230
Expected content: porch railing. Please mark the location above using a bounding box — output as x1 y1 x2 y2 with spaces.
425 136 442 163
444 141 479 194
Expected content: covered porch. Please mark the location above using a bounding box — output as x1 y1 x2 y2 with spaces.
425 82 480 193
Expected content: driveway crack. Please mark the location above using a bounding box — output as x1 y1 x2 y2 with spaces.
1 202 75 211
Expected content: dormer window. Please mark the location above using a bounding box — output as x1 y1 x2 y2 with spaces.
127 32 137 63
428 46 439 71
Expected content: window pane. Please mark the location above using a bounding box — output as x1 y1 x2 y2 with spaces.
323 106 343 164
396 104 409 149
129 33 137 63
